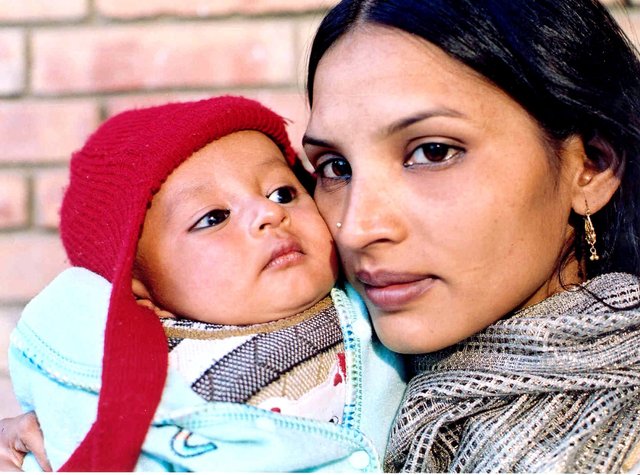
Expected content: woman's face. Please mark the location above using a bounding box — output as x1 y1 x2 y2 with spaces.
304 26 583 353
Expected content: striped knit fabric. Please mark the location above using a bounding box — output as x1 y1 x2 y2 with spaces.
163 296 347 422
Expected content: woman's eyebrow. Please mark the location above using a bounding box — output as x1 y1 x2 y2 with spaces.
382 108 466 137
303 107 466 148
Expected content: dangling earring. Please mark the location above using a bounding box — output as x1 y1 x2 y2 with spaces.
584 200 599 261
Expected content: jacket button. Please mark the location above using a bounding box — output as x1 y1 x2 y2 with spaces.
348 450 370 470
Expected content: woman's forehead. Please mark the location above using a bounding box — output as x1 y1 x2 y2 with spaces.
306 27 510 140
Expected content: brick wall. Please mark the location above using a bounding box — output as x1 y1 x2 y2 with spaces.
0 0 638 420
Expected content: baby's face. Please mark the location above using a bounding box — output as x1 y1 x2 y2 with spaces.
135 130 338 325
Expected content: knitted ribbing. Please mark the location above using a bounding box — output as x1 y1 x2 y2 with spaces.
58 96 298 472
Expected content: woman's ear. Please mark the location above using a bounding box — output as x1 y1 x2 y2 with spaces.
565 134 622 215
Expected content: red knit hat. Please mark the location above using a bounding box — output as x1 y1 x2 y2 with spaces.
58 96 298 471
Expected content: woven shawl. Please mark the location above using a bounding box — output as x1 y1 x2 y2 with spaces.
384 272 640 473
161 296 344 406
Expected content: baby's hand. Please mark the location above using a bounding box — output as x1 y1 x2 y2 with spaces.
136 298 176 319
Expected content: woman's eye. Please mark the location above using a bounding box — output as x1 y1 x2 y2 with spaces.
190 209 230 231
405 142 464 167
315 157 352 180
268 186 297 204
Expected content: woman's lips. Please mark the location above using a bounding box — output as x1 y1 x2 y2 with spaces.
356 270 436 311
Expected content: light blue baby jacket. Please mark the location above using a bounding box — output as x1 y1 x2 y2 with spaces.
9 267 406 472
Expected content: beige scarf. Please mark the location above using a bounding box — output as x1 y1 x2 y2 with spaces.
385 273 640 473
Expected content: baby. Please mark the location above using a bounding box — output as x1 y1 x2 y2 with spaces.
9 96 405 472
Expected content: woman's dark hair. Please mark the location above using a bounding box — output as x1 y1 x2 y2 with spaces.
306 0 640 279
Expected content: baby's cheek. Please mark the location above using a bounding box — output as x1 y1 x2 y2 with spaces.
293 206 328 237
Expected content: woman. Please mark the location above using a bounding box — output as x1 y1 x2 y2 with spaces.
302 0 640 472
3 0 640 472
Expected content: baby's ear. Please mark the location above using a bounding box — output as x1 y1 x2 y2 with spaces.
132 278 176 319
132 277 152 300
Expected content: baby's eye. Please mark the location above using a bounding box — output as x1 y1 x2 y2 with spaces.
315 157 352 180
190 209 230 231
268 186 297 204
405 142 464 167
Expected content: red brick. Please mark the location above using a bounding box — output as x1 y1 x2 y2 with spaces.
0 233 69 303
0 306 20 419
0 30 25 95
0 306 20 374
0 0 87 22
0 173 28 229
0 100 99 163
34 169 69 229
32 21 296 94
104 92 212 116
238 0 337 13
296 17 325 85
96 0 336 18
0 375 20 419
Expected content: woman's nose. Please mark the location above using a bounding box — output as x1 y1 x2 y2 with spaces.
249 198 289 235
337 176 405 251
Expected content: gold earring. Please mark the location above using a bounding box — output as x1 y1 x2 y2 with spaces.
336 222 342 229
584 200 599 261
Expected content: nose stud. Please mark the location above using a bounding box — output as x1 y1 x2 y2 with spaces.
336 222 342 229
